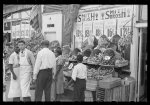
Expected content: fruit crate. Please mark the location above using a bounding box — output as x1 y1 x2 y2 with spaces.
86 79 98 91
96 87 106 101
84 90 93 102
98 77 121 89
96 86 122 102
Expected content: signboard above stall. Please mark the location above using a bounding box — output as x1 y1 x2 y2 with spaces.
73 5 134 48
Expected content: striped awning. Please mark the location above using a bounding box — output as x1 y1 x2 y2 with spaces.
30 5 42 32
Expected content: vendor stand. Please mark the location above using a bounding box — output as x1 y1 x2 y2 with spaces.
62 34 136 102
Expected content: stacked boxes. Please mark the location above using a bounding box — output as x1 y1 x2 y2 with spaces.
96 77 136 102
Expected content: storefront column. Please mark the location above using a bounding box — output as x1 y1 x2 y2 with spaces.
130 5 140 101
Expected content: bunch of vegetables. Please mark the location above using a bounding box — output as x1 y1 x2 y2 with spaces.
101 49 116 65
98 66 114 76
87 68 99 80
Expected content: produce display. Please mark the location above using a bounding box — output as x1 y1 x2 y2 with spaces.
115 59 128 67
98 66 114 76
101 49 116 66
87 68 99 80
69 55 77 61
87 56 101 65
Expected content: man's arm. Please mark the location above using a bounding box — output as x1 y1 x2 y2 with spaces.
29 51 35 69
8 54 17 80
33 52 42 80
71 66 77 81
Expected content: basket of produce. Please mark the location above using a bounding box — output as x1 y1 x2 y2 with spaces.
87 68 99 80
87 56 101 65
98 66 114 76
115 59 128 67
98 77 121 89
101 49 116 65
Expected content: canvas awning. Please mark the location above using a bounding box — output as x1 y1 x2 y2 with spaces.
30 5 42 32
3 5 33 15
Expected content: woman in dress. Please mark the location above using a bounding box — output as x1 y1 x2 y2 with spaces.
53 47 65 100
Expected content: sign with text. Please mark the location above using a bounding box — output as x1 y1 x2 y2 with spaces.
4 22 11 31
73 5 134 48
11 19 32 39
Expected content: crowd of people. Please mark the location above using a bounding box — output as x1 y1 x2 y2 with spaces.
3 39 88 102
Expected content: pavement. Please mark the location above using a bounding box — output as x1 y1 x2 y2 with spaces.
4 80 74 102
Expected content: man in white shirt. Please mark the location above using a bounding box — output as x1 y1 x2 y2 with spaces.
33 40 56 101
71 54 87 101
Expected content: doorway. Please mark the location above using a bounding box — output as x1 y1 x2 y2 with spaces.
44 32 56 42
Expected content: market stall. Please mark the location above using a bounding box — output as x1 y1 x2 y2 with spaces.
62 33 136 102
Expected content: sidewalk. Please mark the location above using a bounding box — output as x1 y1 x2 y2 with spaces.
4 80 74 102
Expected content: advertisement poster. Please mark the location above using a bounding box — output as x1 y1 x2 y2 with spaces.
74 23 83 48
83 21 93 41
21 19 30 38
93 21 104 39
11 19 31 39
74 5 134 48
104 19 116 40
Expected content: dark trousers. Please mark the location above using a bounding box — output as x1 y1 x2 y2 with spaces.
35 68 52 101
73 78 86 102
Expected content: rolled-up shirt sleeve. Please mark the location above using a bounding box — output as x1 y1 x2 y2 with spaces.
71 66 78 81
33 52 42 80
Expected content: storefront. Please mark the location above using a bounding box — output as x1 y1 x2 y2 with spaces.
3 5 34 40
70 5 147 102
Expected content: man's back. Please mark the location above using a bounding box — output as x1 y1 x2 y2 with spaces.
37 48 56 70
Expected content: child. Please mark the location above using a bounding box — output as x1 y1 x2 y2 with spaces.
67 54 87 101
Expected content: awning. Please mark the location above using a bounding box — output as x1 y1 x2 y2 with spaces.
30 5 42 32
3 5 33 15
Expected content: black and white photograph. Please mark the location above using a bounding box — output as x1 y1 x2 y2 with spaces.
3 4 147 102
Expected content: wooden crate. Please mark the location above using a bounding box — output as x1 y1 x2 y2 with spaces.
98 77 121 89
96 87 106 102
85 90 93 102
86 79 98 91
